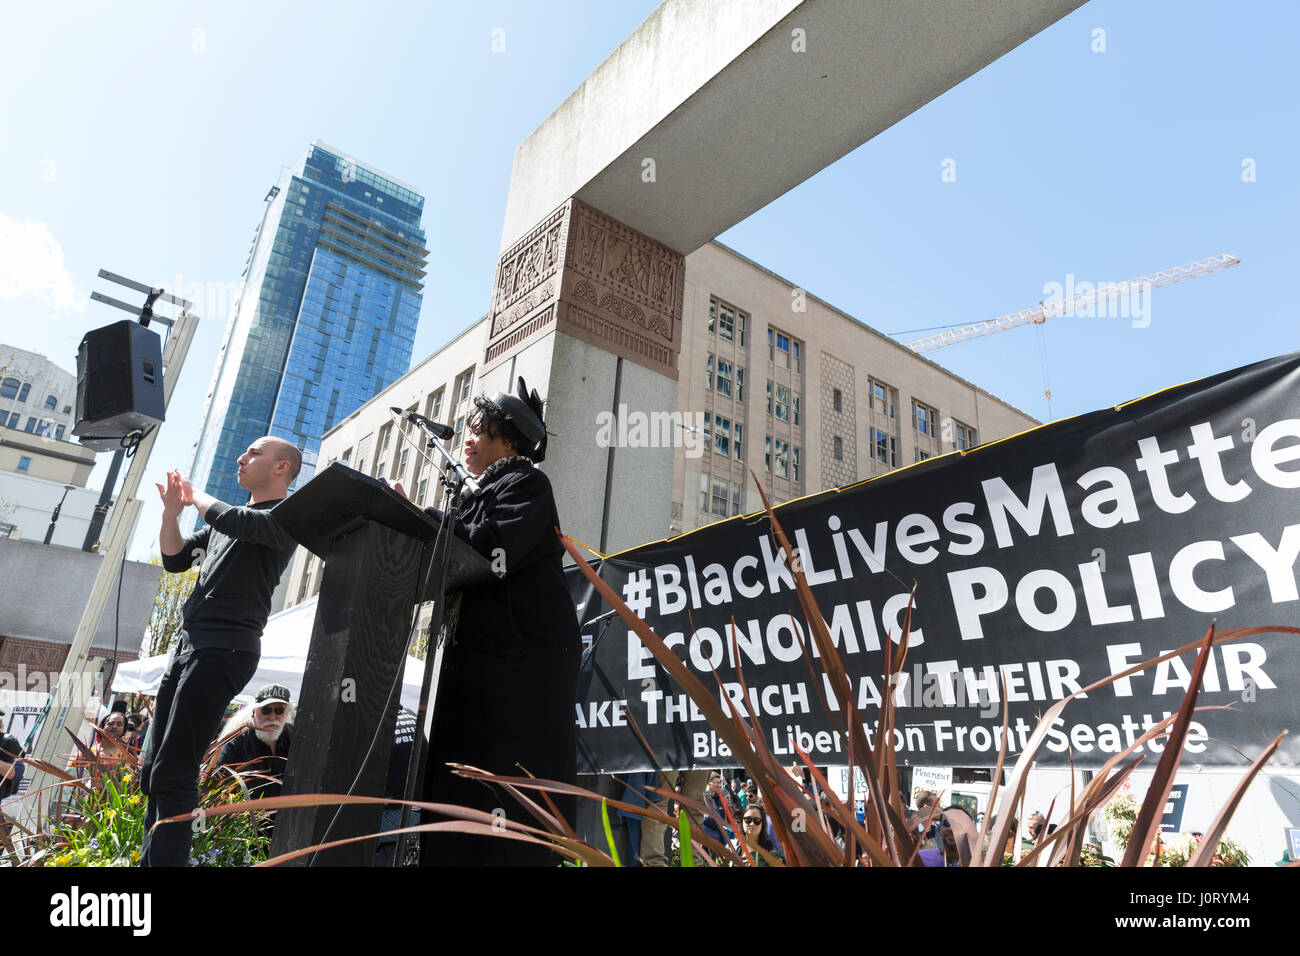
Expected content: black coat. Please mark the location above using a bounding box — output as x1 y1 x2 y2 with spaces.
421 459 580 866
219 726 292 800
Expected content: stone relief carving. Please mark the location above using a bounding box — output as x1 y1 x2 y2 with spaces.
495 215 564 309
486 199 682 378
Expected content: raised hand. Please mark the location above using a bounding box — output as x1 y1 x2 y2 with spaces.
156 470 186 519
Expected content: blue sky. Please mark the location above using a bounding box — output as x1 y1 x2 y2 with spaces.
1 0 1296 559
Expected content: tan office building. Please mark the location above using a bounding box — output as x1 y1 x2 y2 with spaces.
283 242 1037 607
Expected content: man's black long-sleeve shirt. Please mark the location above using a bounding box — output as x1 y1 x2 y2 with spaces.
161 499 296 651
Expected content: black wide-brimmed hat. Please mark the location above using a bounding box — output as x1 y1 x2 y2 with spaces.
489 376 548 462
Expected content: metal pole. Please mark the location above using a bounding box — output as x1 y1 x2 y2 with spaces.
43 485 74 546
82 450 124 552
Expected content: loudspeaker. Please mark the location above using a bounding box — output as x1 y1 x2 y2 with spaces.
73 321 165 452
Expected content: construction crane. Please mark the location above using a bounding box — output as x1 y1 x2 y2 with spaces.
906 254 1241 354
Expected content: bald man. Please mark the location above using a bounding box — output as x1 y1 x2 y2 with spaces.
141 436 301 866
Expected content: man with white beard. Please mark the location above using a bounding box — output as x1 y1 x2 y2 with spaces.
219 684 294 803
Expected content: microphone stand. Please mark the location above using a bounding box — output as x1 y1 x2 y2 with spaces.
392 420 477 866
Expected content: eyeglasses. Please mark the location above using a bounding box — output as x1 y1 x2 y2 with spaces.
258 704 287 716
743 817 763 826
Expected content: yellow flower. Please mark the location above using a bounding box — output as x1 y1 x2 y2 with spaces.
127 794 141 806
121 772 133 785
54 854 71 866
130 850 140 863
104 808 116 821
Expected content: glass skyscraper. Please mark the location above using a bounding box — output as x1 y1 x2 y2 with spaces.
190 142 427 512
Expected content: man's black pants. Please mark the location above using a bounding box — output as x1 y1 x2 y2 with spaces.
139 638 257 867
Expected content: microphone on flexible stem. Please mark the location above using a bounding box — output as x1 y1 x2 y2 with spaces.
391 407 479 496
390 406 455 440
583 607 621 629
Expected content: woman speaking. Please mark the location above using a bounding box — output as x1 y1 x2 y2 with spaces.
415 377 579 866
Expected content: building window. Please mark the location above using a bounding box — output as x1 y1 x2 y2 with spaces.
5 412 18 429
715 359 734 398
793 394 801 426
792 445 800 482
454 415 465 446
916 449 931 462
709 298 749 346
456 367 474 404
767 327 802 372
736 367 745 402
397 447 410 481
44 394 57 410
356 433 373 473
718 305 735 342
706 353 714 390
871 428 897 466
734 422 743 460
914 400 935 435
833 436 843 460
832 388 842 413
341 447 353 465
955 420 977 450
0 379 17 400
775 385 790 422
699 474 744 517
17 456 31 472
55 424 65 440
18 383 30 403
24 417 36 433
772 437 790 479
870 380 897 419
705 413 732 457
712 478 729 515
427 387 445 422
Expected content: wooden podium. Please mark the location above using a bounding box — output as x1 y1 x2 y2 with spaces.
269 463 492 866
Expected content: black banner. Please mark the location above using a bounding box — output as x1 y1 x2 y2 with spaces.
573 352 1300 772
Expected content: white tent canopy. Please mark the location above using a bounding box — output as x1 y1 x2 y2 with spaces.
112 596 428 711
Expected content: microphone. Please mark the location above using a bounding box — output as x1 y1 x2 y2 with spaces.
390 407 454 440
582 607 622 628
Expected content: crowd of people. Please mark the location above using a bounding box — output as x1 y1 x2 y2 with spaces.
603 775 1070 867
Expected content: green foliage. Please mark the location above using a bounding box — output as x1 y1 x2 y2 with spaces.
144 556 198 657
1102 787 1138 849
36 761 271 868
1103 786 1247 867
25 724 272 867
677 810 693 867
600 798 621 867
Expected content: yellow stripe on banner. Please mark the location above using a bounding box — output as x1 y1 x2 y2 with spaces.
565 536 607 560
1113 376 1201 412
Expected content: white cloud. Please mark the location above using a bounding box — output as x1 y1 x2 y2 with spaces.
0 213 86 312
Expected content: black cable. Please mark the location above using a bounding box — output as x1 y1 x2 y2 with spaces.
107 445 131 706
